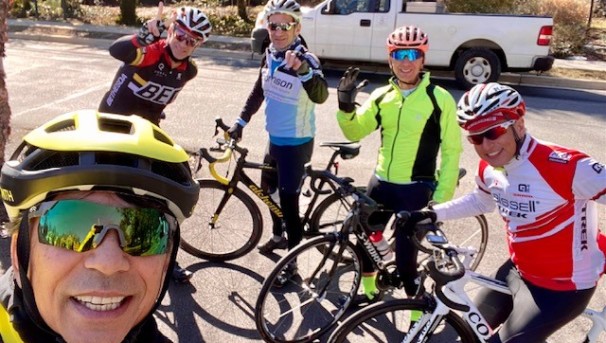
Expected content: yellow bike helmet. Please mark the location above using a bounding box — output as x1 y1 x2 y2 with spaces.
0 110 199 223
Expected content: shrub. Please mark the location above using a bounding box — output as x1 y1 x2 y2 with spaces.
518 0 590 57
10 0 83 19
445 0 591 57
205 5 260 36
443 0 518 14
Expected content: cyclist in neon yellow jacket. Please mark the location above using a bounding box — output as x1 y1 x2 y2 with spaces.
336 25 462 306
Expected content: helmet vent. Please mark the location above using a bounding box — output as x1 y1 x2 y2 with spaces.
152 161 191 186
45 119 76 133
95 152 139 168
99 118 133 134
152 128 175 146
28 151 79 171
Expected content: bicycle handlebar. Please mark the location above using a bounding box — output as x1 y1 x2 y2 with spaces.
305 164 377 206
396 211 466 283
196 117 240 185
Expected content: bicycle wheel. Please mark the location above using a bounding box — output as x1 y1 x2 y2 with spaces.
429 215 488 271
180 179 263 262
307 192 354 236
255 235 362 343
385 214 489 271
328 299 475 343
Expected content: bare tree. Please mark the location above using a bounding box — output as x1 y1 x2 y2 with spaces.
1 0 13 222
237 0 253 23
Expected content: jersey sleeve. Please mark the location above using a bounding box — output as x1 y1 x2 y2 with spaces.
336 88 384 142
298 51 328 104
433 89 463 203
573 157 606 205
433 162 496 221
108 35 143 64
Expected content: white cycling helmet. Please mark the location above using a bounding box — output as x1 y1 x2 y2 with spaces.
387 25 429 53
264 0 302 23
457 82 526 132
175 6 212 41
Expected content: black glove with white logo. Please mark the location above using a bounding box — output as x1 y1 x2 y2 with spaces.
337 66 368 113
227 123 243 141
137 20 166 46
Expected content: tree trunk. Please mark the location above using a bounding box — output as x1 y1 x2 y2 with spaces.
237 0 252 23
0 0 14 223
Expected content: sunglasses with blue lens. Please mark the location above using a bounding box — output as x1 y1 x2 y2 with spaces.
30 199 176 256
390 49 424 62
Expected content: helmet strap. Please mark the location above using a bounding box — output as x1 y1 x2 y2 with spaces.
16 213 57 337
512 126 525 158
166 45 190 63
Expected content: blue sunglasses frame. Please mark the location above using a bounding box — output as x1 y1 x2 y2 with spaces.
390 49 424 62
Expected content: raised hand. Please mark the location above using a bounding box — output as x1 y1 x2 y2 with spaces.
337 66 368 112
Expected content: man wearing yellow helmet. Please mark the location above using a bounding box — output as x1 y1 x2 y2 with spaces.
0 110 199 343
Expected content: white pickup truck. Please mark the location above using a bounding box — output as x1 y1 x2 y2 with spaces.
251 0 554 89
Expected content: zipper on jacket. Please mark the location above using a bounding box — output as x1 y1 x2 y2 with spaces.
386 97 405 179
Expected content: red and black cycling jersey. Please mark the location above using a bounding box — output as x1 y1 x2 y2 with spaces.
99 36 197 124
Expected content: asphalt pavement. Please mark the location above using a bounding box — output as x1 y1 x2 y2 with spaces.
7 17 606 91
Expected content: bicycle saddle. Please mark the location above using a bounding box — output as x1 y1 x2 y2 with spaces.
320 142 361 160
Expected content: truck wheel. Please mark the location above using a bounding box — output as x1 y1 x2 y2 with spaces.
454 48 501 90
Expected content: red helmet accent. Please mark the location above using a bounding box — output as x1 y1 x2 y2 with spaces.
386 25 429 53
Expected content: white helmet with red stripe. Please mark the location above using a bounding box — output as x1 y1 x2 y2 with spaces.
175 6 212 41
457 82 526 132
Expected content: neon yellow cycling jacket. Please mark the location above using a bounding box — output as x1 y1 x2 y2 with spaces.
0 304 24 343
337 73 462 203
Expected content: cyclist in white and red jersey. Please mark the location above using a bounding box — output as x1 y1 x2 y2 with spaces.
408 82 606 342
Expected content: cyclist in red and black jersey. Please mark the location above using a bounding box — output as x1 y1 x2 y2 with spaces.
99 2 210 125
99 3 211 283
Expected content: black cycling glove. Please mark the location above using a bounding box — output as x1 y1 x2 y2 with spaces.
137 20 166 46
408 209 437 225
337 66 368 113
227 122 243 141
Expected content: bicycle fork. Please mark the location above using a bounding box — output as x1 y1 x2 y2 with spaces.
401 298 450 343
304 234 358 316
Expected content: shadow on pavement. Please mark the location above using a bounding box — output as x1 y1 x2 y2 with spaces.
156 260 267 342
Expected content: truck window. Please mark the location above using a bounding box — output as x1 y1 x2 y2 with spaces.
327 0 389 15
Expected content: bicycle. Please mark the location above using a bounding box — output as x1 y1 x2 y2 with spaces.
180 117 361 262
327 214 606 343
253 166 489 343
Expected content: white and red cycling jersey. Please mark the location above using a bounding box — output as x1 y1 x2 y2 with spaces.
434 134 606 291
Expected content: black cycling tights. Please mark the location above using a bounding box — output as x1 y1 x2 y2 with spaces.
477 259 595 343
261 140 313 250
361 176 434 295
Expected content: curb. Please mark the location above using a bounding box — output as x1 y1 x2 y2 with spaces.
7 18 606 91
8 18 251 51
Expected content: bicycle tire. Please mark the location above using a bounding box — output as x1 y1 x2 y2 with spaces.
385 214 489 271
255 235 362 343
180 179 263 262
307 192 354 236
328 298 475 343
